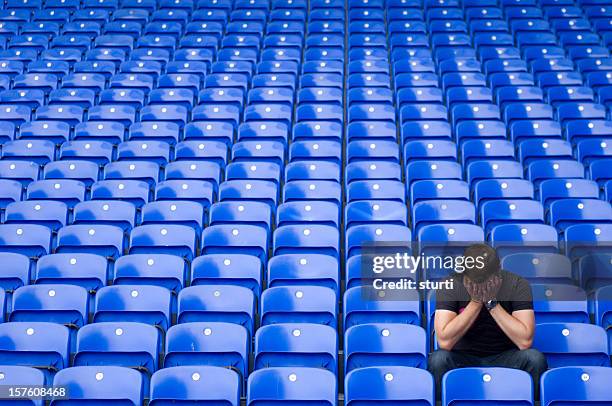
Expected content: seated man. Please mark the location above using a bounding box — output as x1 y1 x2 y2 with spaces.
428 243 547 400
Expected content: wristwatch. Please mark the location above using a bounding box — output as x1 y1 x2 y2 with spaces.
485 299 498 311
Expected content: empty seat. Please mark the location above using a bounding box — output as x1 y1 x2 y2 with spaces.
150 366 241 406
164 322 249 379
267 254 340 294
345 366 434 406
10 284 89 328
114 254 187 292
56 224 125 259
93 285 172 330
5 200 68 231
260 286 337 326
534 323 610 367
0 252 30 291
0 322 70 373
254 323 338 373
442 367 534 406
74 322 161 374
247 367 337 406
129 224 198 261
541 366 612 406
0 224 52 258
501 253 573 285
345 324 427 373
35 253 107 292
52 366 144 406
0 366 45 406
531 284 589 324
344 286 421 328
177 285 256 336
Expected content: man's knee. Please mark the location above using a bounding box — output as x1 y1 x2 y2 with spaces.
517 349 548 372
428 350 455 373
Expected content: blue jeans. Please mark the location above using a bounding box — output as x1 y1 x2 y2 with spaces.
428 348 548 401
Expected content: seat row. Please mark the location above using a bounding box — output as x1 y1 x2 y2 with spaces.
4 364 612 406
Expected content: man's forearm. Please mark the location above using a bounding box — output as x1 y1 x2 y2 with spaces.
489 305 534 350
436 301 483 350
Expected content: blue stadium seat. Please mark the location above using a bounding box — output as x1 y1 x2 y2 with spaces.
190 254 262 297
273 224 340 258
74 322 161 374
260 286 337 326
26 179 86 209
4 201 68 231
549 199 612 232
52 366 144 406
345 366 434 406
442 367 534 406
0 224 52 258
93 285 173 330
345 324 427 372
0 322 70 374
56 224 125 259
534 323 610 367
344 286 421 328
201 224 269 262
267 254 339 294
35 253 107 292
150 366 241 406
114 254 187 292
10 284 89 327
254 323 338 373
501 253 573 285
531 283 590 323
0 366 45 406
177 285 255 335
541 366 612 406
247 367 337 406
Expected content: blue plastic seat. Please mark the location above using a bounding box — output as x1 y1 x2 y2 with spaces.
210 201 272 232
345 323 427 372
52 366 144 406
57 224 125 259
150 366 241 406
346 224 412 259
34 253 107 292
273 224 340 258
177 284 255 336
94 285 172 330
267 253 339 293
26 179 86 209
0 321 70 373
579 254 612 291
104 161 160 186
74 322 160 374
175 140 229 167
8 285 80 327
219 179 279 210
114 254 187 293
155 180 215 209
4 201 68 232
442 367 534 406
531 283 589 324
345 366 434 406
541 366 612 406
0 224 52 258
481 200 545 235
534 323 610 367
91 180 151 208
201 224 269 262
255 323 337 373
1 140 55 165
74 122 125 145
412 200 476 234
549 199 612 232
490 224 560 256
344 285 421 328
260 286 337 326
502 253 573 285
190 254 262 297
247 367 337 406
0 366 45 406
43 161 99 186
539 179 600 208
72 200 136 232
129 224 197 261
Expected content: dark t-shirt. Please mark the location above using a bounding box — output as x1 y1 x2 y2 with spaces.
435 270 533 357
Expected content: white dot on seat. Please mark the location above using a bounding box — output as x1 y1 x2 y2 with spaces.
223 259 231 266
115 328 123 336
381 328 390 337
289 373 297 382
295 291 303 298
95 372 104 381
483 374 492 383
